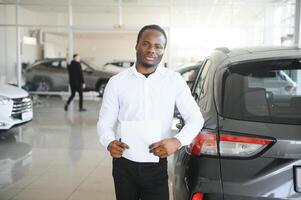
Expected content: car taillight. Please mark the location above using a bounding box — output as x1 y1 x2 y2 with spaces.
191 192 204 200
189 130 218 156
188 130 274 158
219 134 273 157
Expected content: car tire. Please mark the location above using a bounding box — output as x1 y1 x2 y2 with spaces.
41 80 53 91
33 77 53 92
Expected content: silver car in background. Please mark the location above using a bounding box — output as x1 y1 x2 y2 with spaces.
23 58 116 96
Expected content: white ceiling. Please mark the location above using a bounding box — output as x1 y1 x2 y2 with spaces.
1 0 292 6
1 0 295 27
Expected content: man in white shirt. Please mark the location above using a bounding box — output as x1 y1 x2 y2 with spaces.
97 24 204 200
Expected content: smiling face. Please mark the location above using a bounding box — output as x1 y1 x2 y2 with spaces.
135 29 166 69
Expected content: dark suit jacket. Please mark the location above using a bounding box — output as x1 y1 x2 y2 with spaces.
68 60 85 90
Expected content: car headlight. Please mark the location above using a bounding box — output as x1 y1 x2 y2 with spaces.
0 96 10 105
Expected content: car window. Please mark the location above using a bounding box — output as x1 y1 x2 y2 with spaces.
195 60 212 100
112 62 122 67
123 62 132 68
31 61 48 68
51 61 60 68
80 62 89 71
61 61 67 69
181 69 198 82
222 59 301 125
104 61 133 68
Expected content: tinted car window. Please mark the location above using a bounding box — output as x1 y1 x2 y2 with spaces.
223 60 301 125
110 62 122 67
39 61 52 68
123 62 132 68
51 61 60 68
61 61 67 69
194 60 212 111
195 60 212 101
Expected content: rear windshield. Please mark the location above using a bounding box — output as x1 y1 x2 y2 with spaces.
222 59 301 125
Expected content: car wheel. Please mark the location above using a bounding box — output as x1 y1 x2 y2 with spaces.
38 80 52 91
97 82 107 97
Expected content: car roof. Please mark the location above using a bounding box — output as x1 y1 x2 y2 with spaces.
211 46 301 67
32 58 65 64
36 58 65 61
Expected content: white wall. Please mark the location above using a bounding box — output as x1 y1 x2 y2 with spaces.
42 32 138 67
21 28 43 64
0 5 17 84
44 33 68 58
0 4 16 25
18 5 68 26
74 33 136 67
0 27 17 84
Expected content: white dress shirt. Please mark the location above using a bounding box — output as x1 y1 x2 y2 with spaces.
97 65 204 152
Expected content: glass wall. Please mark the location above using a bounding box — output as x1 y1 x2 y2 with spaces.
0 4 16 25
0 0 298 92
19 5 68 26
0 27 17 84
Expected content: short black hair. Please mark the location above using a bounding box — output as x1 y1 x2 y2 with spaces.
73 54 78 59
136 24 167 48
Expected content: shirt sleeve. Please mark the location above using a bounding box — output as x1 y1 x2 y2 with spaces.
97 77 119 149
173 73 204 147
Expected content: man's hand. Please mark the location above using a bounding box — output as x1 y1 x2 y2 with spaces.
107 140 129 158
149 137 181 158
82 83 86 89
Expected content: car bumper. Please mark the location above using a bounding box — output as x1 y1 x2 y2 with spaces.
173 147 223 200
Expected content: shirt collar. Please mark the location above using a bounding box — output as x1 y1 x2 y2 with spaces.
130 63 166 78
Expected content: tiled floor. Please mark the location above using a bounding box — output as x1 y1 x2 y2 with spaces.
0 96 175 200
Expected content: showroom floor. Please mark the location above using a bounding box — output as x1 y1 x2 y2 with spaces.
0 96 175 200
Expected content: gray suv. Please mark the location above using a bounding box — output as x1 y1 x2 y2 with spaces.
173 47 301 200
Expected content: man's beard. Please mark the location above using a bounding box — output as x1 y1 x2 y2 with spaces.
141 61 157 68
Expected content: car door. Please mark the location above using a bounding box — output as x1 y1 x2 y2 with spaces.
80 62 98 90
56 60 69 91
26 60 66 91
218 59 301 200
185 59 223 199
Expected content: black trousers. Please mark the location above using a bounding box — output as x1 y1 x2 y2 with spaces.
112 157 169 200
66 86 83 109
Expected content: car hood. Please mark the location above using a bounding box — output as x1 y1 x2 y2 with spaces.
0 85 29 98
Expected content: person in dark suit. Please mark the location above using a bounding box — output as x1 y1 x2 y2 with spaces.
64 54 87 112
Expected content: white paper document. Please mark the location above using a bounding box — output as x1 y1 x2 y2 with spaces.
120 120 162 163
